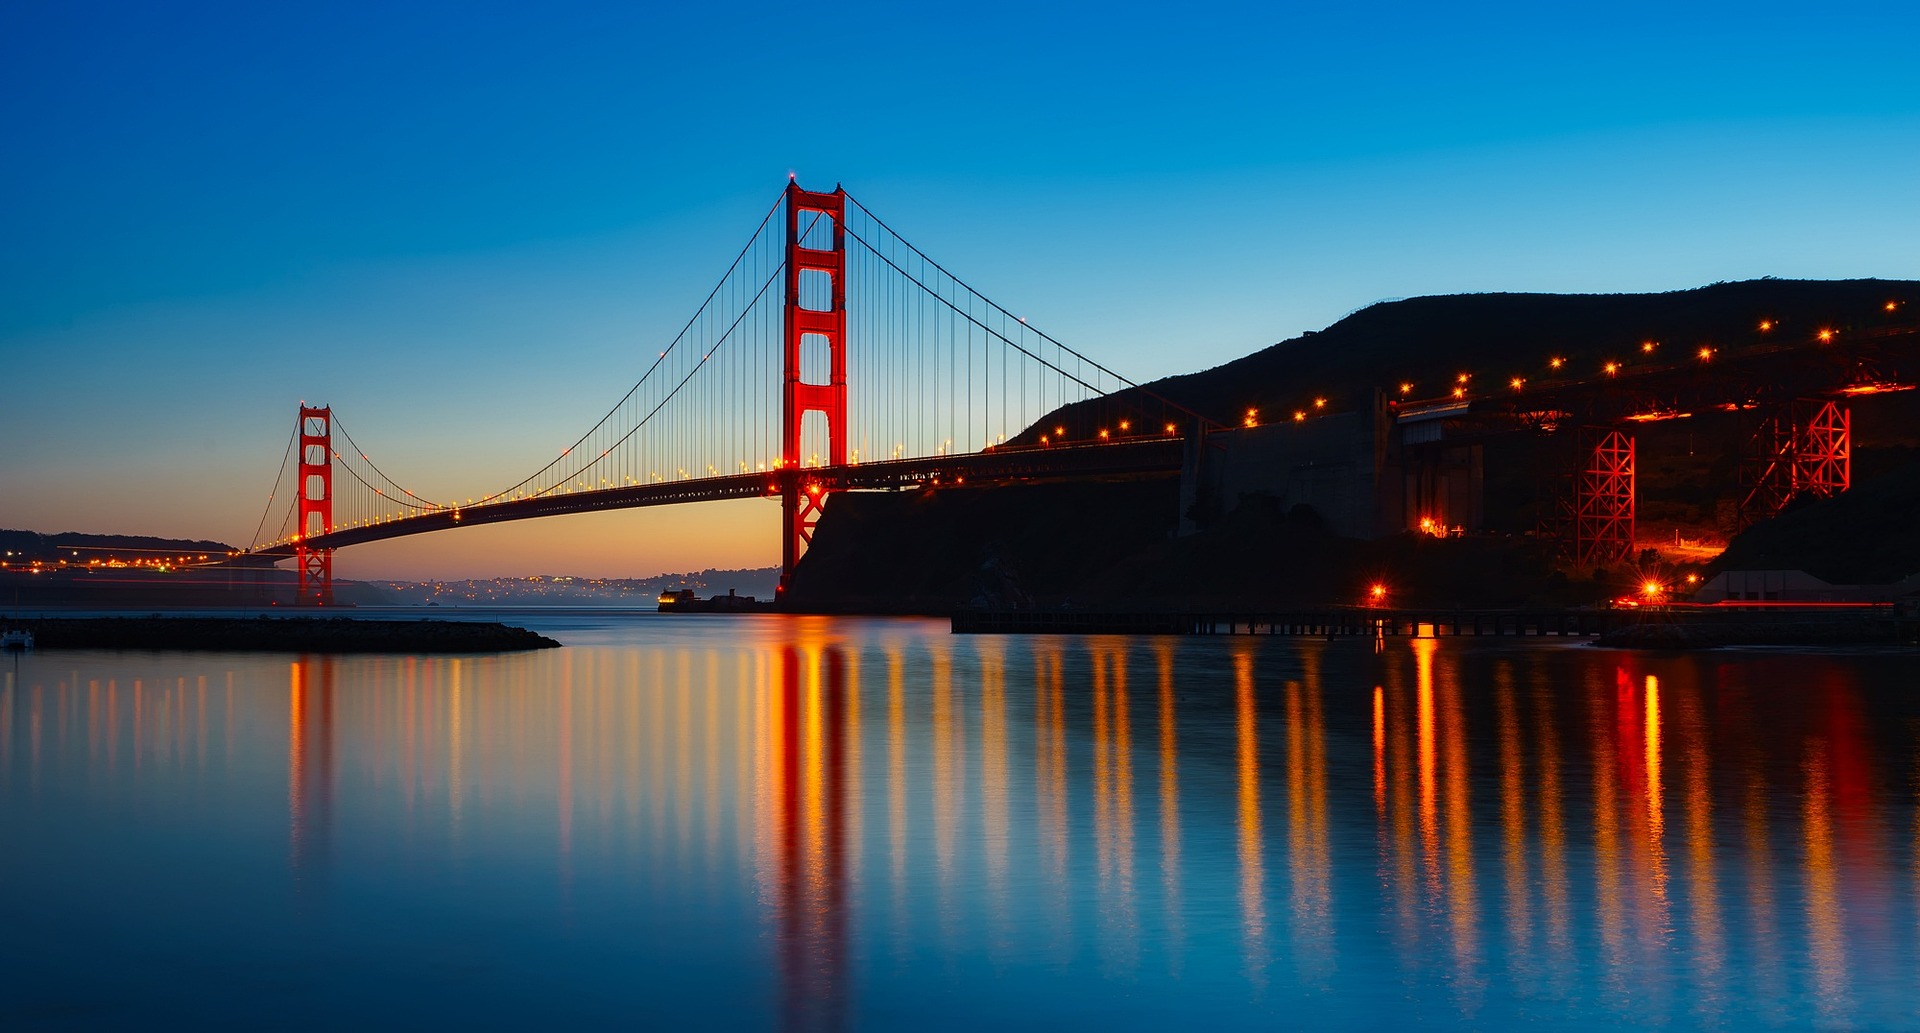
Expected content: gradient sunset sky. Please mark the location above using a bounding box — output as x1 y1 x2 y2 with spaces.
4 1 1918 579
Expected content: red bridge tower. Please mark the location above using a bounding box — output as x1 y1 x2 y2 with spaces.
295 405 334 605
779 180 848 594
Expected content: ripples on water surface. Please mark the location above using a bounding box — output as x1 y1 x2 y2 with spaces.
3 613 1918 1028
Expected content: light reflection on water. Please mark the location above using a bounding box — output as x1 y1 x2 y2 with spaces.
2 616 1919 1028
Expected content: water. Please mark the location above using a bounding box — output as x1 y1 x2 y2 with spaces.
3 613 1918 1029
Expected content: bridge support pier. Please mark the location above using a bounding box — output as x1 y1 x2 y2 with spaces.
779 180 849 595
294 405 334 606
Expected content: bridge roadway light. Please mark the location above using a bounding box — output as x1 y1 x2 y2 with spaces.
1510 377 1525 391
1641 340 1658 354
1604 362 1620 376
1400 382 1413 395
1698 346 1714 361
1313 397 1327 409
1817 328 1836 343
1758 320 1774 332
1548 357 1564 370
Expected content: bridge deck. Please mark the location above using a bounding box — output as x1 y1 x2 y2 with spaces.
248 437 1183 558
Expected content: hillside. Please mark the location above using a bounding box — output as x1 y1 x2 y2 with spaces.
790 279 1920 613
1032 278 1917 439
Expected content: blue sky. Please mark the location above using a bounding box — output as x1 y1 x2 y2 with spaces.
3 1 1917 578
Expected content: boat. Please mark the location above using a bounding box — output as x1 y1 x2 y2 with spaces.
1 629 32 652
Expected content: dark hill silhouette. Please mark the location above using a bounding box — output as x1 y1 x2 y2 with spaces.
793 278 1920 612
1030 278 1917 436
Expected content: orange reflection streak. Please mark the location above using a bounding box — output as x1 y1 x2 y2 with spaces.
1103 641 1139 968
1034 642 1070 893
842 647 861 880
976 638 1008 893
1372 686 1386 819
1414 639 1439 896
1642 675 1671 942
448 659 463 830
1741 773 1784 1022
1437 641 1480 1000
1386 662 1417 952
1674 679 1724 1020
1092 649 1111 888
287 657 335 887
1288 664 1333 984
929 640 957 896
1155 642 1183 968
677 654 702 856
289 662 305 848
1589 669 1625 991
1495 665 1532 980
557 657 574 876
886 645 907 903
195 675 206 775
1803 741 1850 1024
133 678 142 772
1529 672 1572 989
1234 648 1267 985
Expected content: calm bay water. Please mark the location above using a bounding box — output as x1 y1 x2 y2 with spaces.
3 612 1918 1029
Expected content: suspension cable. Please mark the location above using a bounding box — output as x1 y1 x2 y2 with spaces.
476 189 789 504
845 192 1221 429
248 419 299 549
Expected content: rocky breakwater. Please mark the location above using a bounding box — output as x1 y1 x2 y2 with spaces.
9 616 562 653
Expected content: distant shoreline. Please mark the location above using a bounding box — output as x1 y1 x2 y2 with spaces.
4 616 561 653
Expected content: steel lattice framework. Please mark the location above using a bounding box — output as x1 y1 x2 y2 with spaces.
1571 427 1635 566
1739 398 1851 527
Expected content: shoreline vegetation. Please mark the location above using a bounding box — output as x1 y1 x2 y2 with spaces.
3 616 560 653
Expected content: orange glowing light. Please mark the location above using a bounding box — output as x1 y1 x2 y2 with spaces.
1099 429 1110 440
1451 387 1465 399
1456 373 1470 384
1758 320 1774 332
1399 382 1414 395
1698 346 1713 361
1313 397 1327 409
1603 361 1620 375
1817 328 1836 343
1164 422 1177 434
1641 340 1657 354
1685 573 1700 585
1548 357 1564 370
1886 301 1899 312
1118 420 1130 431
1368 583 1387 603
1055 425 1066 437
1292 410 1306 422
1040 435 1050 445
1509 377 1524 390
1641 580 1664 599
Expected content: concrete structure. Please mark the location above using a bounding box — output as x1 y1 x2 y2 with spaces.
1689 569 1920 604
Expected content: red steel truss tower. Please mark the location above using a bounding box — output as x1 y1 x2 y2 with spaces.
779 181 848 594
295 405 335 605
1572 426 1635 566
1739 398 1851 527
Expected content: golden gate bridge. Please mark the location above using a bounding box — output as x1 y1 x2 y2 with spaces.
233 180 1919 603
